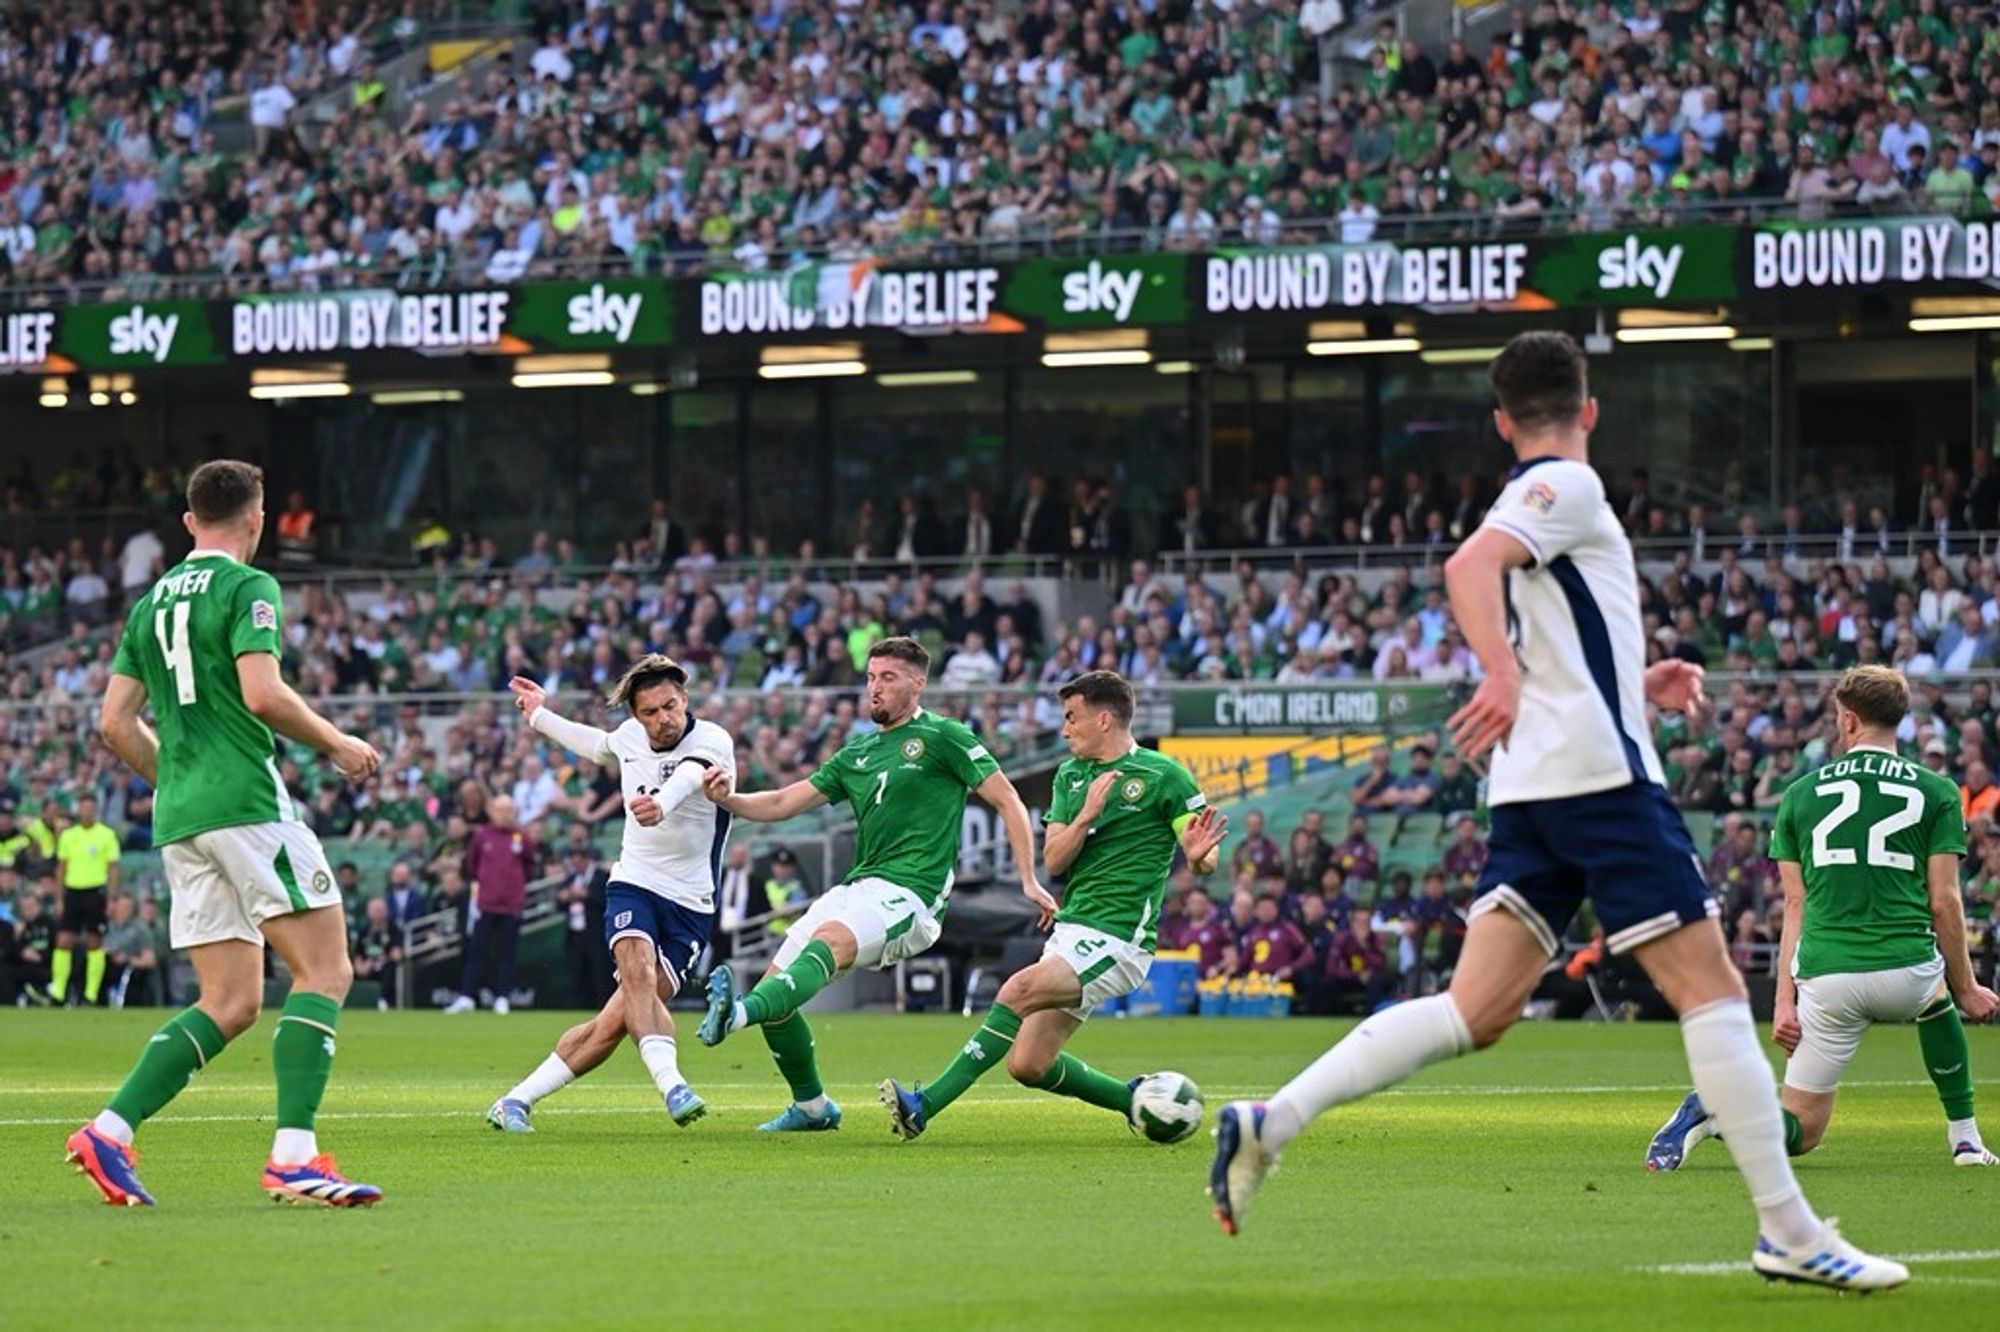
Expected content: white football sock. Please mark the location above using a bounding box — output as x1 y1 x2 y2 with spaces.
1679 999 1819 1249
730 1000 749 1033
638 1034 684 1095
507 1053 577 1107
270 1128 318 1166
92 1109 134 1146
1948 1117 1982 1150
796 1094 829 1115
1263 994 1474 1153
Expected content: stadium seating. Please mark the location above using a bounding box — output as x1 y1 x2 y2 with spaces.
10 0 2000 295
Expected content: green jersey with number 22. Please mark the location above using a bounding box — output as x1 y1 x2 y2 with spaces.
110 552 298 845
1767 745 1965 980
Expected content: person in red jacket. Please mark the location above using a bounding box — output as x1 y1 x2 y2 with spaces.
447 795 536 1014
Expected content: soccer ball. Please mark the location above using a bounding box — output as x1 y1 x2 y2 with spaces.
1128 1071 1204 1144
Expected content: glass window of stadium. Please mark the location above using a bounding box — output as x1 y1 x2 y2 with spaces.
668 388 741 550
1378 344 1773 527
828 374 1006 558
1014 366 1194 556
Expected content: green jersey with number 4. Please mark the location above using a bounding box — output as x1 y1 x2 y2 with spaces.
1768 745 1965 980
1045 745 1206 952
110 552 296 846
807 708 999 908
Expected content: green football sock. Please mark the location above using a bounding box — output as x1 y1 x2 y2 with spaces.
50 947 72 1003
1918 999 1977 1120
106 1007 229 1129
1782 1109 1804 1156
760 1010 824 1103
84 949 106 1004
272 992 342 1131
742 940 838 1026
919 1003 1023 1119
1031 1052 1134 1116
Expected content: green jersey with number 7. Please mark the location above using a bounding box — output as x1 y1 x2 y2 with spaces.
1767 744 1967 980
806 708 999 910
110 552 295 845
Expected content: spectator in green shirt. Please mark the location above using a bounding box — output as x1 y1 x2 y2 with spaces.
1925 142 1978 214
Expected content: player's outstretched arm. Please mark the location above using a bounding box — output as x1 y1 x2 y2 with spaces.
99 674 160 784
1772 861 1806 1052
1929 851 1999 1021
974 769 1056 928
511 676 615 764
237 652 379 780
701 768 828 822
1444 527 1533 760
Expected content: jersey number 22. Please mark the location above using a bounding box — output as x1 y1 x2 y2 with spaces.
1809 778 1923 872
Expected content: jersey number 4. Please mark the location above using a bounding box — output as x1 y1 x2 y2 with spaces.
1809 778 1923 872
154 602 197 705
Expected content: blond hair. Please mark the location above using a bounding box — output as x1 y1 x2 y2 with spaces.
1833 664 1908 730
608 654 688 711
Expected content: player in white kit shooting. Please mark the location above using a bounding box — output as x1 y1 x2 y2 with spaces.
485 656 733 1131
1207 332 1907 1291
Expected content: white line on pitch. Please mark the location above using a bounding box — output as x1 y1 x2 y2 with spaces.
1 1076 1989 1098
1645 1249 2000 1276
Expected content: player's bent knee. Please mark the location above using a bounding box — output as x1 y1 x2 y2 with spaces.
811 922 858 968
203 994 262 1039
1006 1048 1053 1085
295 952 355 1001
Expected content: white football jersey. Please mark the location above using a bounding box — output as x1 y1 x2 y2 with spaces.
1476 456 1663 805
606 717 736 909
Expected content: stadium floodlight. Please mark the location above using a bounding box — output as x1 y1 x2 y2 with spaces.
248 380 351 399
1040 349 1152 368
1305 337 1421 356
511 371 616 388
1153 360 1196 375
1612 324 1736 344
876 370 980 387
1727 337 1774 352
757 360 869 379
1908 315 2000 332
1417 346 1505 365
371 389 466 404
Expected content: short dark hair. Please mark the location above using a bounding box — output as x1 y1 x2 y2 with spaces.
1058 669 1136 726
867 635 930 674
609 653 689 711
186 460 265 526
1489 331 1587 431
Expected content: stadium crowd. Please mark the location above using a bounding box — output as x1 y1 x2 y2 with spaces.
4 478 1998 1010
12 0 2000 293
1162 660 2000 1014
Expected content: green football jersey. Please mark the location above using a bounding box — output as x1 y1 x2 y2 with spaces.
110 552 296 845
1768 745 1965 980
1045 745 1206 952
808 708 999 907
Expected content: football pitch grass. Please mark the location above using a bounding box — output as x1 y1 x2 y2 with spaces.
3 1009 1995 1330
